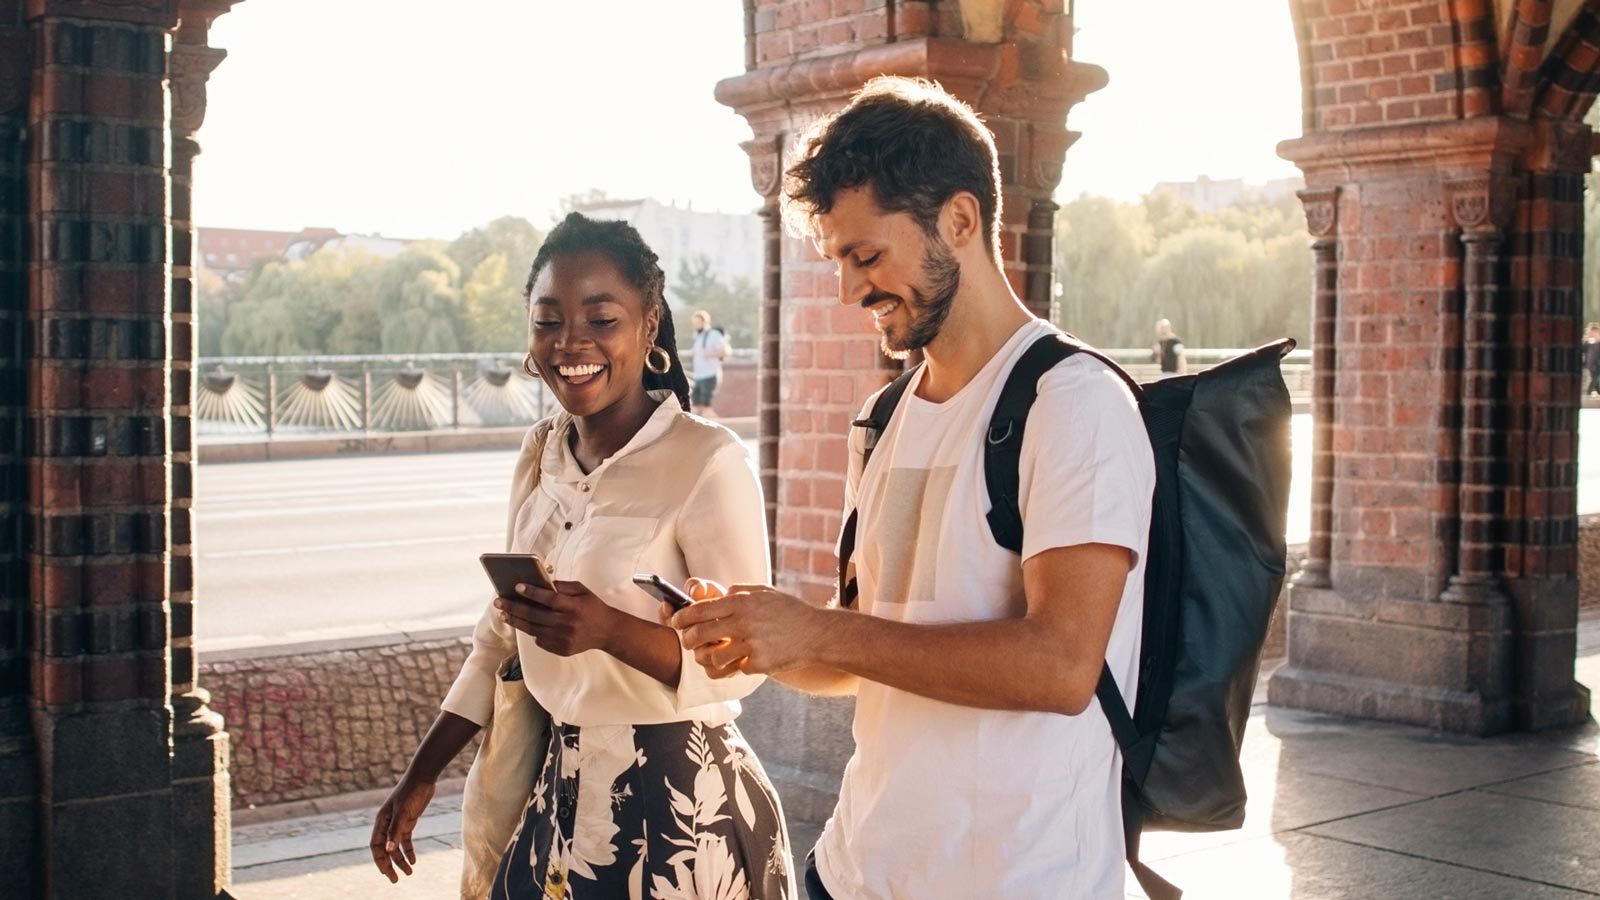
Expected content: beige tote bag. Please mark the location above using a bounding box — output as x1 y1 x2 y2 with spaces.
459 418 555 900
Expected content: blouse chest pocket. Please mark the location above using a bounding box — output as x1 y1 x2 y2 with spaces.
568 515 660 606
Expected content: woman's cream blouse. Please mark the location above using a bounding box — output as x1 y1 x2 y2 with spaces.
441 395 770 728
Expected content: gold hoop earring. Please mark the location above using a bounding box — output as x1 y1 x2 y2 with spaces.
645 346 672 376
522 353 542 380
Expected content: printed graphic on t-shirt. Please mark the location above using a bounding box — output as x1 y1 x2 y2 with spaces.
865 465 956 606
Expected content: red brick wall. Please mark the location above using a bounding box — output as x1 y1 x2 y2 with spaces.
1300 0 1496 129
775 239 898 602
1326 179 1460 600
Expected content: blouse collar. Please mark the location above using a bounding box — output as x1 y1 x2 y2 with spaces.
543 390 683 485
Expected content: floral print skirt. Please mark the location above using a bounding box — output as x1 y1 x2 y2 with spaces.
489 717 794 900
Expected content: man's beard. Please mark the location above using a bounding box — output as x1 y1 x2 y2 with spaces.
875 237 960 361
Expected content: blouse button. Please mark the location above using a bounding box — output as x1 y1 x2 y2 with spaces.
544 563 555 575
579 483 591 493
563 521 573 530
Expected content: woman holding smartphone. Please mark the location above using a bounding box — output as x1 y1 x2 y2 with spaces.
371 213 793 899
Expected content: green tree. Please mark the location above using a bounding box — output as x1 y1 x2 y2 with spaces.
1053 195 1152 346
220 249 383 356
446 216 543 289
670 255 758 349
1127 227 1308 350
374 246 465 353
462 253 528 352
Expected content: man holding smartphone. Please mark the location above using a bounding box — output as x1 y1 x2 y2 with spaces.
670 78 1154 900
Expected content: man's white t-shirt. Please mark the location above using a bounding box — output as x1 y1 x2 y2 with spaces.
692 327 728 380
814 318 1154 900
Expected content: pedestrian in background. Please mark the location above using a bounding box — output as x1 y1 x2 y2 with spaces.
1153 318 1186 377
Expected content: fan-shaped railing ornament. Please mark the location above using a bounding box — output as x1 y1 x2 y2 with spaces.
461 362 543 426
196 366 267 432
368 365 454 431
194 352 565 437
275 368 363 431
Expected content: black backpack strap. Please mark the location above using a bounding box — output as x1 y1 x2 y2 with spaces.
1103 666 1180 899
989 335 1176 897
984 335 1079 554
837 365 921 608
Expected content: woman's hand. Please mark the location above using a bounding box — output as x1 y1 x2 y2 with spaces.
496 579 620 657
370 773 435 882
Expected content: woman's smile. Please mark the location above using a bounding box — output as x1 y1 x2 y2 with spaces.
554 362 608 386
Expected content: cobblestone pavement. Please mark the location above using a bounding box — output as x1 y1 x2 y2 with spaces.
233 785 466 899
229 615 1600 900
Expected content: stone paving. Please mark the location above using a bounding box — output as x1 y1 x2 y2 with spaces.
208 632 480 808
230 616 1600 899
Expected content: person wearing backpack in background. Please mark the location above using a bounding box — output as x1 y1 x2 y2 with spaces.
668 77 1155 900
691 309 729 416
1152 318 1187 377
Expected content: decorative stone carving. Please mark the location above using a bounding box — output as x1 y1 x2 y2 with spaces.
169 43 226 139
1025 126 1076 194
741 137 782 199
1297 187 1340 239
1446 175 1518 233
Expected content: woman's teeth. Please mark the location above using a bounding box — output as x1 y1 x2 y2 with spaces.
558 364 605 385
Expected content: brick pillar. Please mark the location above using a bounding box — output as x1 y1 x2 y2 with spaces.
1271 115 1589 734
719 0 1104 597
27 5 182 894
1501 120 1591 730
1295 187 1339 589
743 137 784 562
18 1 241 896
169 4 235 895
0 1 38 892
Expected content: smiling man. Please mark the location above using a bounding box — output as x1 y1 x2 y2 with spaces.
670 78 1155 899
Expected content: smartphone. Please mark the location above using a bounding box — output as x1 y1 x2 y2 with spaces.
632 573 694 611
480 553 553 600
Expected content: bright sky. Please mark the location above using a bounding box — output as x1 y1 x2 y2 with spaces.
201 1 1304 240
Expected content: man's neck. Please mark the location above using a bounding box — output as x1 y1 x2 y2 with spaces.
916 266 1033 403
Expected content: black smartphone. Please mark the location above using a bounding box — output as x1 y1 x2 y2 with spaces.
632 573 695 611
480 553 553 601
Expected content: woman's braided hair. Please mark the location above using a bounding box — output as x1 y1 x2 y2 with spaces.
524 212 691 411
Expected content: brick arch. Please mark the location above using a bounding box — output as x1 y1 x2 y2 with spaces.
1292 0 1500 130
1532 0 1600 118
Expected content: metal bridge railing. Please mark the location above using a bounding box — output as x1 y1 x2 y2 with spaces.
196 353 552 438
195 347 1310 439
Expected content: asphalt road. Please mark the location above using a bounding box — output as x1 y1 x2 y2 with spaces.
196 450 519 650
195 411 1600 648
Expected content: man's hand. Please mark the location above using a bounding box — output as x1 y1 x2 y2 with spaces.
670 583 823 677
496 580 619 657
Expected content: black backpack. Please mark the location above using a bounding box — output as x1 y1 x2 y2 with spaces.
837 332 1295 900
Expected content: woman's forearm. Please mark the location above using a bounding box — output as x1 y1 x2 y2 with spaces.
603 613 684 688
402 711 482 784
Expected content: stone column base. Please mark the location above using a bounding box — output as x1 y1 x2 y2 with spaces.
1269 584 1516 735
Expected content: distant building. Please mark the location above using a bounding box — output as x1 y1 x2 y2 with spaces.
1147 175 1304 214
197 226 418 283
571 197 761 307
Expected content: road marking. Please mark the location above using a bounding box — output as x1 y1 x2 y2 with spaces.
203 531 503 559
199 479 508 504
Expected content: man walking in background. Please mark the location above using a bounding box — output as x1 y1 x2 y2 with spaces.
691 309 729 416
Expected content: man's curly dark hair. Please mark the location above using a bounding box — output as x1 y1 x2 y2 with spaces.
782 77 1001 258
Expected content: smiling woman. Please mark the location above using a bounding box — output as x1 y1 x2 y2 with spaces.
373 213 796 899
